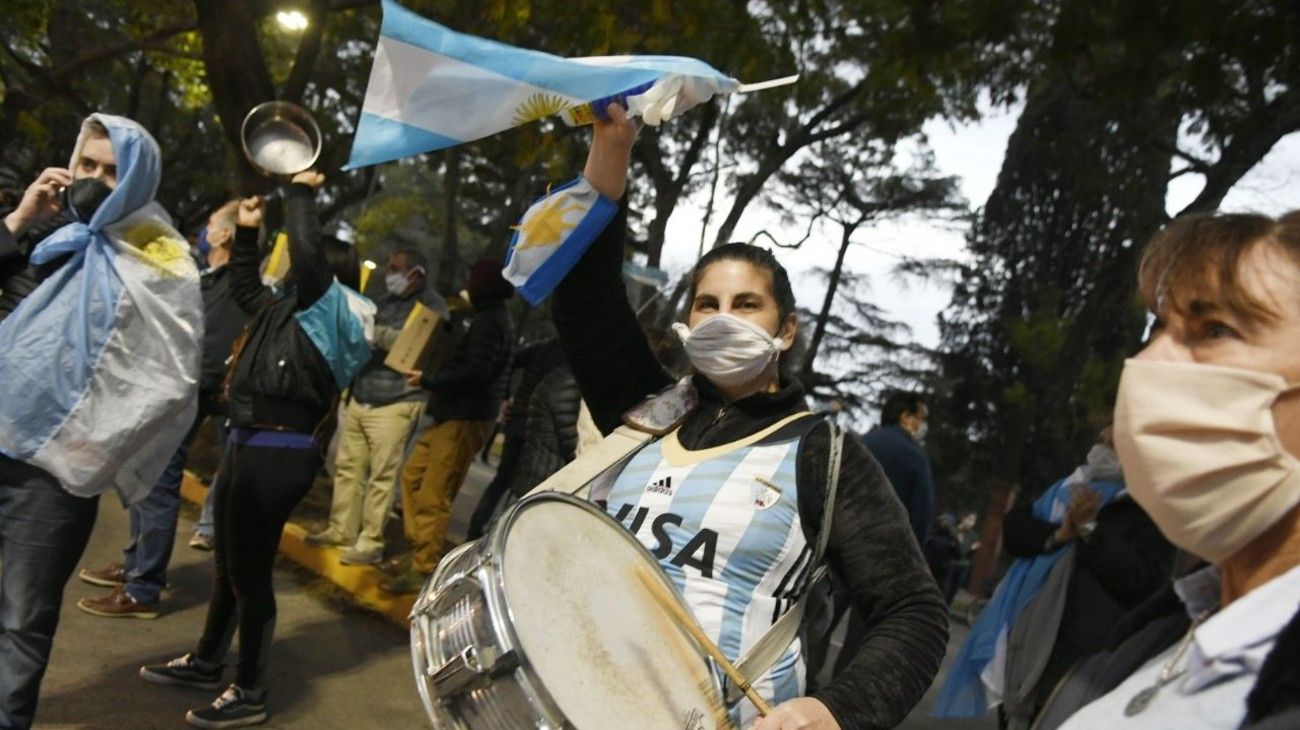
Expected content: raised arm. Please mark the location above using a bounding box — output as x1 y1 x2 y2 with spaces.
551 105 671 433
228 197 275 315
281 171 332 309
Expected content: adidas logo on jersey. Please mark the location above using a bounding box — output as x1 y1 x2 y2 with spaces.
646 476 674 496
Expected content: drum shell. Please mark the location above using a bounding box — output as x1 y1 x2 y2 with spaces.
410 492 729 729
412 541 558 729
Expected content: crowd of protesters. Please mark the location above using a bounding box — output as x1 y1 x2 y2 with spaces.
0 106 1296 730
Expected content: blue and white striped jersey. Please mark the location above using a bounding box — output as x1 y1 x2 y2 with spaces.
600 412 817 726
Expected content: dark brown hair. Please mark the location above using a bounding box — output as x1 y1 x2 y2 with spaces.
690 243 796 324
1138 211 1300 325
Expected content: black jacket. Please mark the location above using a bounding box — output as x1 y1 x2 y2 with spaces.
503 338 569 436
198 264 249 399
1034 574 1300 730
420 298 513 423
225 184 339 433
1002 495 1176 719
0 210 76 324
552 201 948 730
509 365 581 496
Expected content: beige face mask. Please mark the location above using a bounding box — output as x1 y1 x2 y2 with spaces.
1113 359 1300 564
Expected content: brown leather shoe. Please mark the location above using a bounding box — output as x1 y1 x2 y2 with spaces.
77 587 159 619
78 562 126 587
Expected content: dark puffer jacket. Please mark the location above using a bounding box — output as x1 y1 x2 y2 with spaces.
350 286 444 407
503 338 568 437
508 364 581 496
420 298 513 423
225 183 339 434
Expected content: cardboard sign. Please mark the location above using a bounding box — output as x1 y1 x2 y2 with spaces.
384 301 442 373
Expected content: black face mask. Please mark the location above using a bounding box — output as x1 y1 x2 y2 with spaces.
59 177 113 223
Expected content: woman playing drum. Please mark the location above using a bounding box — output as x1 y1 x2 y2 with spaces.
550 104 949 730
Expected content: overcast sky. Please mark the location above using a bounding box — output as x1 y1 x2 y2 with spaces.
656 105 1300 349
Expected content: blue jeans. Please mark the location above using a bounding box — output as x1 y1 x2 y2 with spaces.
195 420 229 539
121 443 188 604
121 412 224 603
0 456 99 729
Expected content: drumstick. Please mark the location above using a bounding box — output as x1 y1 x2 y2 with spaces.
634 566 774 717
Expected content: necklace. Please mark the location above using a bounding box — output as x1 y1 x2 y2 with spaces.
1123 611 1212 717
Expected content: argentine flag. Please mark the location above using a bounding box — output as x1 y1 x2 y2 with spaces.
0 115 202 504
503 177 617 306
347 0 793 167
296 280 377 389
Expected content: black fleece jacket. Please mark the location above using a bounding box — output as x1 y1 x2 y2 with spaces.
552 201 948 730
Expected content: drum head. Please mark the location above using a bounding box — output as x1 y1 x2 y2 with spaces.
498 495 728 729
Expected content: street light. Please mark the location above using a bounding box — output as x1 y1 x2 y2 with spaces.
276 10 309 31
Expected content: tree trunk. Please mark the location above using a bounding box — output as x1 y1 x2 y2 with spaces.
800 220 855 381
438 148 461 294
194 0 276 193
710 173 768 248
281 0 329 104
636 103 719 268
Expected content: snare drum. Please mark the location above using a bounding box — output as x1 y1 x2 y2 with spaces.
410 492 731 729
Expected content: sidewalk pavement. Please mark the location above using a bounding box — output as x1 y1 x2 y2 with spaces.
38 488 430 729
177 456 498 626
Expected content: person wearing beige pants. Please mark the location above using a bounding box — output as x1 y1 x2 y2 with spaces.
322 398 424 559
305 247 449 565
382 259 516 594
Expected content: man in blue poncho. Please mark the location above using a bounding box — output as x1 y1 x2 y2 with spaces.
0 115 202 728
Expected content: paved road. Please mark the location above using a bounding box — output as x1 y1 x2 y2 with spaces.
897 620 997 730
37 497 433 729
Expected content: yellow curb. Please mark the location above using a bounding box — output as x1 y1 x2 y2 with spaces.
180 471 416 626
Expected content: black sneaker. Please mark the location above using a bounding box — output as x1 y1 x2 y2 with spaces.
186 685 267 729
140 653 223 690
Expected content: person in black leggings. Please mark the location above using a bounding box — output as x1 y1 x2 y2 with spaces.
140 170 372 729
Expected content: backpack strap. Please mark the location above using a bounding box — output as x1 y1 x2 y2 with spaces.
727 418 844 703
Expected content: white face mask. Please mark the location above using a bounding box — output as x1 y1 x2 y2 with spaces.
671 314 785 388
385 271 410 296
1113 358 1300 564
913 421 929 442
385 265 423 297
